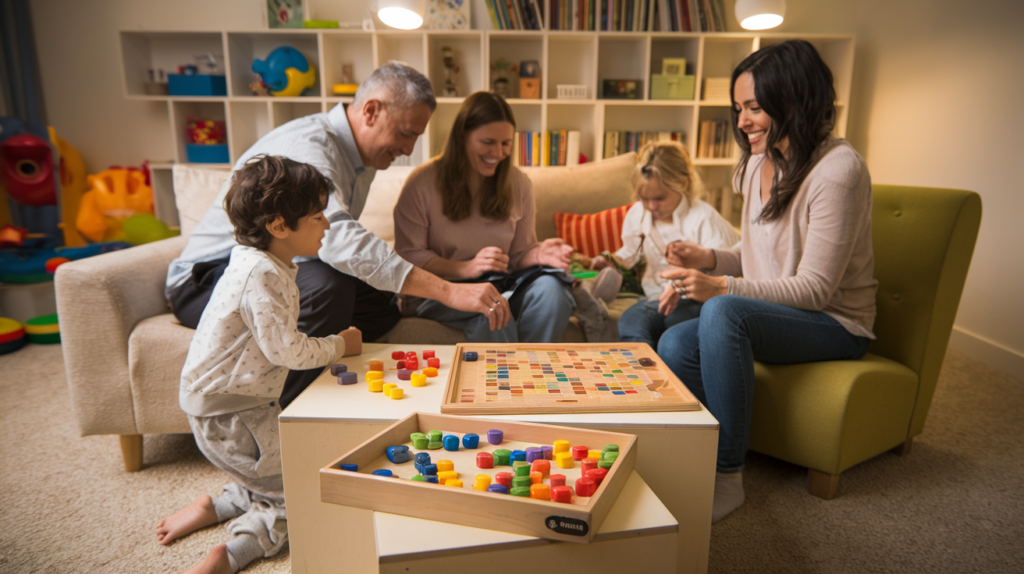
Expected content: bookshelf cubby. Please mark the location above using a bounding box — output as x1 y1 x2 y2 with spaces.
119 29 853 227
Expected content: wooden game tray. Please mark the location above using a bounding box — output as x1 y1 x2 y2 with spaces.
320 412 637 543
440 342 700 415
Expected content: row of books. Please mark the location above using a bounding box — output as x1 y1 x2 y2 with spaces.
486 0 728 31
696 119 734 159
511 130 583 166
602 131 686 159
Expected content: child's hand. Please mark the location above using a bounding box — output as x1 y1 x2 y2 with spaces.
339 326 362 357
590 255 609 270
657 282 680 316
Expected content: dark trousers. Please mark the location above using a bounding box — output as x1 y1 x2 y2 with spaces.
171 258 401 408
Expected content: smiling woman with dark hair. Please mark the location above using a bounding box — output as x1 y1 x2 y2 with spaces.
655 40 878 523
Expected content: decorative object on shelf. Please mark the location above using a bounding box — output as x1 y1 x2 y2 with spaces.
703 77 731 101
603 131 685 159
519 60 540 99
303 19 339 28
143 69 168 95
378 0 426 30
601 80 641 100
556 85 588 99
651 74 695 100
332 64 359 96
184 117 229 164
168 74 227 96
251 46 316 97
735 0 785 30
490 58 518 98
425 0 470 29
267 0 304 28
441 46 460 97
661 58 687 76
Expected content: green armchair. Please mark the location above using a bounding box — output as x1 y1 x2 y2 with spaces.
748 185 982 499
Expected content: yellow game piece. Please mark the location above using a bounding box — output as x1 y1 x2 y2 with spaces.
555 452 574 469
437 470 459 482
530 484 551 500
445 479 463 488
423 367 439 378
530 471 543 484
382 383 397 396
366 370 384 381
388 388 403 399
368 360 384 371
553 440 570 454
368 380 384 392
589 449 603 460
411 373 427 387
437 459 454 472
473 474 492 491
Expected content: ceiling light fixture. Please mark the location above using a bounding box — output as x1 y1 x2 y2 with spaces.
377 0 425 30
735 0 786 30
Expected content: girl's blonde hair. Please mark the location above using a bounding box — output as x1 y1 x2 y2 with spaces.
631 140 702 203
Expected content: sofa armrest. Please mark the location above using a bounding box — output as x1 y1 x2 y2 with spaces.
55 235 187 437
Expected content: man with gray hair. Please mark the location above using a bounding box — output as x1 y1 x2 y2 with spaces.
166 62 510 408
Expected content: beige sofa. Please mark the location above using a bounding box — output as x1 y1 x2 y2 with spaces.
55 153 640 471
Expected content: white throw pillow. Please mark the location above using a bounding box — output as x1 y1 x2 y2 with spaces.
172 165 231 238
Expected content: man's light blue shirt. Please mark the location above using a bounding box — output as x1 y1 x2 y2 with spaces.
166 104 413 299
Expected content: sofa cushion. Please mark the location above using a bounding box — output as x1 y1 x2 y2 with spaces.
555 204 632 257
358 166 416 246
172 165 231 238
128 313 192 435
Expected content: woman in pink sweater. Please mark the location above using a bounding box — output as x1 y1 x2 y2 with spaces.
394 92 575 342
657 40 878 523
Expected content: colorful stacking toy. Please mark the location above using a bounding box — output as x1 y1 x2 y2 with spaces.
24 314 59 344
0 317 27 355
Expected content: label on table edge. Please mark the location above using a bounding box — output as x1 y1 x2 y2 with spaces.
545 516 589 536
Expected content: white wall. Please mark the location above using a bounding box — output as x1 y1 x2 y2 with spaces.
28 0 1024 378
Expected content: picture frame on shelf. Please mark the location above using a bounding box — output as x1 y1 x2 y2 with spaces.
425 0 471 29
602 80 641 100
266 0 303 29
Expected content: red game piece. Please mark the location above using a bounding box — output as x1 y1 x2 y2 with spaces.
575 477 596 497
495 472 513 488
423 350 436 359
427 357 440 368
406 351 417 360
405 359 419 370
571 445 589 460
530 459 550 476
549 474 566 487
391 351 404 360
476 452 494 469
551 485 572 503
581 457 599 473
396 360 406 369
586 468 609 487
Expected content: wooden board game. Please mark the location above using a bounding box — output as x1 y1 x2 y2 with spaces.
320 412 637 543
440 342 700 415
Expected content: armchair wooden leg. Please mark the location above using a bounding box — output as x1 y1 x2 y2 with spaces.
891 437 913 456
807 469 839 500
120 434 143 472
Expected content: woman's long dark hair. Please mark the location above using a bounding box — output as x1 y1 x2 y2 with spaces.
435 91 516 221
730 40 836 222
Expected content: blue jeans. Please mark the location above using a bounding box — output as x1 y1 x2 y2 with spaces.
657 295 871 471
417 275 574 342
619 296 703 348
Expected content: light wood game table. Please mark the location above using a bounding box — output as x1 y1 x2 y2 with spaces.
280 343 719 574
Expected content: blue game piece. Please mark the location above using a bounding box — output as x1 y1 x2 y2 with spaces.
423 463 438 476
443 435 460 451
510 449 526 463
337 372 357 385
462 433 480 449
371 469 393 477
464 351 478 362
339 463 358 471
415 452 431 464
424 475 439 484
386 445 411 464
330 364 347 375
486 484 509 494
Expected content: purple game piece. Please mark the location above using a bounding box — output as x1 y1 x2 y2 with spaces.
337 372 357 385
487 429 503 445
330 364 347 376
541 445 554 460
486 484 509 494
398 369 412 381
525 447 543 463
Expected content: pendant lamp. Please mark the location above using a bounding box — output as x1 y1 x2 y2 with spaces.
377 0 425 30
735 0 786 30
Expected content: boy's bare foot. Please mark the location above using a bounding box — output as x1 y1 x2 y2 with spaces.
181 543 232 574
157 494 219 545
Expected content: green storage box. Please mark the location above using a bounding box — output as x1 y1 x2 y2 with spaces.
651 74 695 100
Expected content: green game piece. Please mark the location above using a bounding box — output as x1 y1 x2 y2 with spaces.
513 461 531 477
426 441 443 450
493 449 511 465
603 451 620 462
428 430 443 442
510 486 532 497
412 438 429 449
410 432 426 442
411 474 426 482
598 460 614 469
603 444 619 453
512 476 532 488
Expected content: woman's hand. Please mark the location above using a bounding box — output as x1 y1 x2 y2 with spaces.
657 282 680 316
461 246 509 278
658 267 728 303
665 241 717 270
534 238 574 269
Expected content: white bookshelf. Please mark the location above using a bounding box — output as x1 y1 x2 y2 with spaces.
119 29 854 226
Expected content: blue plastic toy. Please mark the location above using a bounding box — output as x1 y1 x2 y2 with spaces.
251 46 316 97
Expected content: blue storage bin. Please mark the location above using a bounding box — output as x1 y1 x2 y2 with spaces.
168 74 227 96
186 144 229 164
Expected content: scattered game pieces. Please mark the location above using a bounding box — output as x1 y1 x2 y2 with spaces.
586 468 608 486
487 484 508 494
510 449 526 462
495 472 512 488
368 380 384 392
414 452 431 472
555 452 574 469
443 435 459 451
581 458 599 473
424 475 439 484
604 444 619 453
386 446 411 463
553 440 570 454
487 429 504 445
406 359 419 370
575 477 596 497
530 471 543 484
392 351 404 359
550 474 566 487
551 485 572 503
462 433 480 448
340 463 358 471
423 367 439 378
389 388 404 399
369 360 384 371
423 464 438 476
473 474 491 490
476 452 494 468
397 369 412 380
464 351 478 361
437 470 458 482
411 474 426 482
397 360 406 369
637 357 655 367
366 370 384 381
383 383 397 396
330 364 347 375
530 484 550 500
427 441 443 450
493 449 511 465
427 358 441 368
588 449 603 460
372 469 393 477
525 447 543 462
423 350 436 359
337 372 357 385
541 446 553 460
412 435 428 449
512 476 531 488
510 486 531 497
428 430 443 442
531 460 550 476
571 445 589 460
512 461 530 477
445 479 463 488
598 459 614 469
411 373 427 387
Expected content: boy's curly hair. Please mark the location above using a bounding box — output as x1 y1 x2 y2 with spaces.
224 155 331 251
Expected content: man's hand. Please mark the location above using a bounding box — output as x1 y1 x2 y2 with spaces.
657 282 680 316
665 241 717 270
535 238 573 269
460 247 509 279
338 326 363 357
658 267 728 303
445 282 511 331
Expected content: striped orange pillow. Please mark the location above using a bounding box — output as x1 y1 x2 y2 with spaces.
554 205 631 258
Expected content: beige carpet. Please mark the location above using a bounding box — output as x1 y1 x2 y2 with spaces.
1 343 1021 573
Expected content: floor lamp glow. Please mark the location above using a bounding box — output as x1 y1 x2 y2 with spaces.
735 0 786 30
378 0 425 29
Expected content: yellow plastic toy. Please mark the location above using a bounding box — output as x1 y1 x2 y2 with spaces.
274 65 316 97
75 168 154 243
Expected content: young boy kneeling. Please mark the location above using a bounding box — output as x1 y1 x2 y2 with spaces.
156 155 362 574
